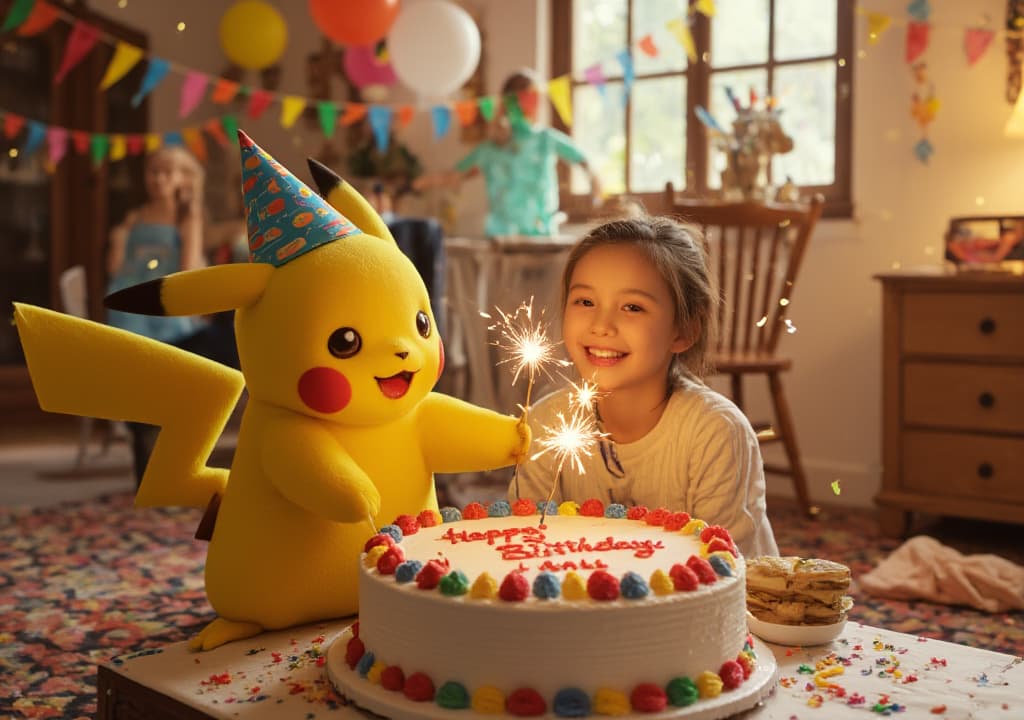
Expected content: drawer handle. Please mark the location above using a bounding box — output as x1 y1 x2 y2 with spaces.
977 462 994 479
978 317 996 335
978 391 995 409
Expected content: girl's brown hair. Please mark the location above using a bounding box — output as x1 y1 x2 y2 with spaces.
561 215 718 384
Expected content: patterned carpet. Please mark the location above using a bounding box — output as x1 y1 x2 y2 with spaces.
1 492 1021 719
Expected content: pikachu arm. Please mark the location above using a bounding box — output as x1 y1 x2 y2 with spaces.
259 413 382 523
417 393 531 474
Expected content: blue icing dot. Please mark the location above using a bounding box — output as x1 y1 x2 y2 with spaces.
356 651 375 677
536 500 558 515
620 571 649 599
440 506 462 523
488 500 511 517
709 555 734 577
378 524 403 543
553 687 591 717
395 560 423 583
532 571 561 600
604 503 627 519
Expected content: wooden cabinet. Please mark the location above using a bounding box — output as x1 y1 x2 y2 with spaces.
0 3 148 417
875 270 1024 536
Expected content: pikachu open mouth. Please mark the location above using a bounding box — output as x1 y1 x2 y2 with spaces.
376 370 416 399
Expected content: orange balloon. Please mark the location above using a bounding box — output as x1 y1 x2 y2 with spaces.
309 0 401 46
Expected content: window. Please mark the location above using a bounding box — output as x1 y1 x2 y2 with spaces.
551 0 853 217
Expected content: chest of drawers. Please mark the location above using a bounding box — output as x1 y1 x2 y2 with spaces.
875 271 1024 536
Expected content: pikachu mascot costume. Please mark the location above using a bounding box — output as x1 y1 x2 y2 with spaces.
14 131 529 650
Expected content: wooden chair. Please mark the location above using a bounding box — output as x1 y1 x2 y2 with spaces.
664 183 825 517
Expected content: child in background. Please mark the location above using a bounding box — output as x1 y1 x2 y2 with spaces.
512 215 778 558
415 69 601 237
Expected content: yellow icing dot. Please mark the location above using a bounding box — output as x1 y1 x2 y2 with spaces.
593 688 631 716
649 569 674 595
681 519 707 536
471 685 505 714
363 545 387 569
470 572 498 599
562 571 587 600
696 671 723 698
366 660 386 684
709 550 736 568
558 501 579 516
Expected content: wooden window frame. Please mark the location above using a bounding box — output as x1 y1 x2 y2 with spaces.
551 0 854 219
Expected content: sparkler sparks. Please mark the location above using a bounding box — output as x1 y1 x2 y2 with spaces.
532 406 607 525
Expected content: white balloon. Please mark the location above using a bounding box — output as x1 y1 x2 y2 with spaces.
387 0 481 101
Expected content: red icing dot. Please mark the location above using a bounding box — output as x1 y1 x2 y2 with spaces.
381 665 405 691
720 660 745 690
463 502 487 519
663 511 692 531
351 620 359 638
417 510 439 528
344 637 364 669
377 546 406 575
700 525 733 545
686 555 717 584
669 563 699 591
363 534 396 553
706 536 737 556
587 570 620 600
645 507 670 526
415 559 448 590
626 506 649 521
499 571 530 601
736 653 755 679
580 499 605 517
394 514 420 536
507 688 547 716
630 683 668 712
297 367 351 414
512 498 537 516
403 672 435 702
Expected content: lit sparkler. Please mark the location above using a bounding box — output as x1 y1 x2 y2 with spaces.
531 406 607 526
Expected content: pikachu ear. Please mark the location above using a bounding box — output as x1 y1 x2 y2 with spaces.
307 158 396 244
105 263 275 316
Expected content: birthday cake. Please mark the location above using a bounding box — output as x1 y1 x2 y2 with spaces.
326 499 777 719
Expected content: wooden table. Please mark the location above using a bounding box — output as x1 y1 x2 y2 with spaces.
97 620 1022 719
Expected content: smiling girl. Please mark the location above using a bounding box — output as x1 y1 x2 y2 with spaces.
513 216 778 558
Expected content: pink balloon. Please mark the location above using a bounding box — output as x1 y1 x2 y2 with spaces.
343 44 397 89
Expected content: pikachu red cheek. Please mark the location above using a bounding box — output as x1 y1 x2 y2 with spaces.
298 367 352 414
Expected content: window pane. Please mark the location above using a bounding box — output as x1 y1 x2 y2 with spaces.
710 0 769 68
706 68 768 188
775 0 837 61
772 61 836 186
633 0 687 75
571 83 626 194
573 0 627 73
629 77 685 192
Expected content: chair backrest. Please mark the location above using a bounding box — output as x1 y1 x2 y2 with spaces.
59 265 88 319
664 183 824 357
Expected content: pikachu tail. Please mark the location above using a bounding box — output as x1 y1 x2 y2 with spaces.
13 303 245 508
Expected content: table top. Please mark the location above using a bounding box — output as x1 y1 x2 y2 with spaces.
102 620 1021 719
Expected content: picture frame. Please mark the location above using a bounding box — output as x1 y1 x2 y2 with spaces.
944 214 1024 270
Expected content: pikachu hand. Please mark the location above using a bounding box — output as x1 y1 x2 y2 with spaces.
343 475 382 523
512 412 532 464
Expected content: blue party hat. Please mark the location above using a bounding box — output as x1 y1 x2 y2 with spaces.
238 130 361 266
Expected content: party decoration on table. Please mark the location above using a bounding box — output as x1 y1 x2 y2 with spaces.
14 130 530 652
387 0 481 100
219 0 288 71
309 0 400 46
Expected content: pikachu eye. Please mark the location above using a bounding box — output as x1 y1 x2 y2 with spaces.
416 311 431 338
328 327 362 359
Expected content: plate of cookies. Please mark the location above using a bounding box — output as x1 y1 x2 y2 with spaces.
745 556 854 646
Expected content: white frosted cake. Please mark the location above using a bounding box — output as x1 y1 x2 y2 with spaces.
327 499 776 719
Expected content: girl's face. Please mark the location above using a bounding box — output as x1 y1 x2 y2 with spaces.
145 153 186 202
563 243 691 397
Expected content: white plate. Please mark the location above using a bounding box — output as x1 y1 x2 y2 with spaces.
746 611 846 646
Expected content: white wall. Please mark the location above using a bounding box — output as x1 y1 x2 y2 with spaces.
86 0 1023 508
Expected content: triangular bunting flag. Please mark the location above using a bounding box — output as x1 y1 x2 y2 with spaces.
125 134 145 155
906 22 929 64
964 27 994 66
637 34 659 58
3 113 25 139
504 93 525 127
666 18 696 63
145 133 162 153
1 0 34 33
616 49 634 101
132 58 170 107
317 101 337 138
547 75 572 127
866 12 892 45
341 102 368 126
397 105 415 129
477 96 495 122
211 78 240 104
246 89 274 120
17 0 58 36
431 105 451 139
368 105 393 152
70 130 90 154
454 99 478 127
182 128 207 163
280 95 306 128
907 0 931 22
221 115 239 143
55 21 101 84
163 131 184 147
109 134 127 161
22 121 46 156
179 71 209 118
100 42 144 90
46 126 67 166
583 63 606 97
204 117 229 147
695 0 716 17
90 134 109 167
